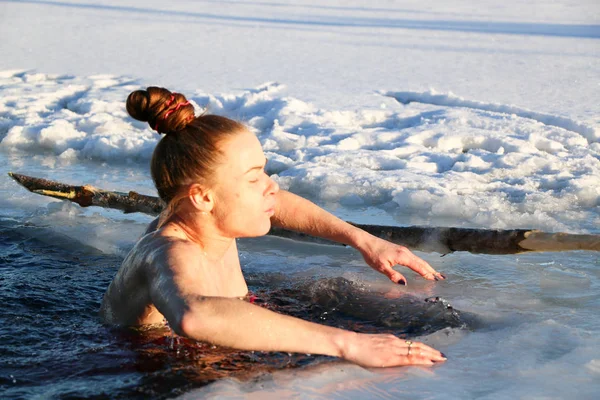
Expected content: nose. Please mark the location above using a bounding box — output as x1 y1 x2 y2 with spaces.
267 176 279 195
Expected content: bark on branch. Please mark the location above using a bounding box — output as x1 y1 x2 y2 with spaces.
8 172 600 255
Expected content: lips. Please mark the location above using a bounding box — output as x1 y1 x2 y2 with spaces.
265 198 276 215
265 203 275 215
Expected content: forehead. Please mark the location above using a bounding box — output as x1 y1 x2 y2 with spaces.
218 129 265 174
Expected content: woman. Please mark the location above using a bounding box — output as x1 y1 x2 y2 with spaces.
100 87 447 368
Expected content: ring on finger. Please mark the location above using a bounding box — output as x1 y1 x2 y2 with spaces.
405 340 413 355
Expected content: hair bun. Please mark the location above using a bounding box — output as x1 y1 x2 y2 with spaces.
126 87 195 134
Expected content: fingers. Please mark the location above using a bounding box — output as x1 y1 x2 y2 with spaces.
378 346 447 367
407 341 447 362
400 249 446 281
350 334 447 368
361 237 446 282
402 354 440 366
394 340 447 366
382 266 407 285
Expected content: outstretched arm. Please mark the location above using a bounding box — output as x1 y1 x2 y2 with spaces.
271 190 445 284
148 243 446 367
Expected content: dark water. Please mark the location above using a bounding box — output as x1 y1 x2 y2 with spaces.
0 218 475 399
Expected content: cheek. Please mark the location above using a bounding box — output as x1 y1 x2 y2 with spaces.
215 186 271 236
239 186 272 233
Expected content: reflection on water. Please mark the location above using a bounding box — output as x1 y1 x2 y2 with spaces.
0 218 477 399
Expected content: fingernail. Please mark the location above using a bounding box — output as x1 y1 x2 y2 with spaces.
434 276 440 281
441 353 447 358
440 274 447 279
397 279 406 286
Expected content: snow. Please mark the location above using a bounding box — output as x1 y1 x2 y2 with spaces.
386 89 600 143
1 70 598 232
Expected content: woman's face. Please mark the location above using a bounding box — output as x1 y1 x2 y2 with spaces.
210 129 279 238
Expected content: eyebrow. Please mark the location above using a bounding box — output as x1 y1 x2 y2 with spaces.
244 158 268 174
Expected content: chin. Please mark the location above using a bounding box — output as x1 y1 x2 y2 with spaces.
239 219 272 238
256 220 272 236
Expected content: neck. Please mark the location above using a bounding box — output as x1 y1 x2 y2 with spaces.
165 212 233 261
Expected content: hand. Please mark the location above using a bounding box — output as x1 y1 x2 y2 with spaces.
357 235 445 284
342 332 447 367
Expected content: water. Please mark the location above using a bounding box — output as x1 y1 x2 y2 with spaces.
1 209 599 399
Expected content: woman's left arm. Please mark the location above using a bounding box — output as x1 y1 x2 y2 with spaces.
271 190 445 284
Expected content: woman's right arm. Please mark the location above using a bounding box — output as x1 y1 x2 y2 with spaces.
181 296 445 367
148 243 446 368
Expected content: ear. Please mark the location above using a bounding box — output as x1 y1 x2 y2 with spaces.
187 183 214 214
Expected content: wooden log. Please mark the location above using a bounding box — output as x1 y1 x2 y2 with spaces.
8 172 600 255
8 172 163 216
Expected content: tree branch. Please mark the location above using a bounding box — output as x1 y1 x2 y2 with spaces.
8 172 599 255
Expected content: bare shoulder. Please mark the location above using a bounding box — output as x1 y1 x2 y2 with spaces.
103 231 196 298
143 217 160 235
131 231 209 293
100 231 202 325
133 231 201 272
